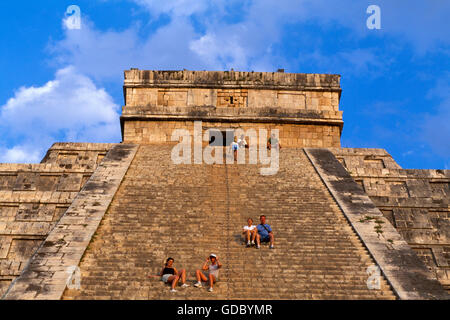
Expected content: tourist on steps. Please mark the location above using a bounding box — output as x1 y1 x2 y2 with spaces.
159 257 189 292
194 254 222 292
231 136 239 161
237 134 248 149
267 133 281 150
256 215 275 249
243 218 257 247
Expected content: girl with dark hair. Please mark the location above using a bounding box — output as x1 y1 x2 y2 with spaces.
159 257 189 292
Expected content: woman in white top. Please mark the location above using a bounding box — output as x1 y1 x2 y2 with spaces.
231 136 239 162
237 135 248 149
243 218 257 247
194 254 222 292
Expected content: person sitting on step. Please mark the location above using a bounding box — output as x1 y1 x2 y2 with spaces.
243 217 257 247
159 257 189 292
256 215 275 249
194 254 222 292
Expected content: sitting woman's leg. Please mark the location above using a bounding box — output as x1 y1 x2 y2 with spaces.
178 269 186 284
167 275 179 289
250 230 257 242
196 269 207 283
209 274 216 288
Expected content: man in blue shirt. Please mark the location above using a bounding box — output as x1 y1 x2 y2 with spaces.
256 215 275 249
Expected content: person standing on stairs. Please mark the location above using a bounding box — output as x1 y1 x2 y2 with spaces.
194 254 222 292
237 134 248 149
267 133 281 150
243 218 257 247
231 136 239 162
256 215 275 249
159 257 189 292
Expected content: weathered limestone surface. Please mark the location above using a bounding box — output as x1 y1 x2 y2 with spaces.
122 105 343 123
125 88 340 111
123 69 341 112
0 143 115 297
62 146 395 300
2 144 137 300
40 143 115 167
123 120 341 148
1 69 447 300
306 148 448 299
124 69 341 91
331 148 450 293
121 69 343 148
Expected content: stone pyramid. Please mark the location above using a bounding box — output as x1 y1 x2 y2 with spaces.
1 70 448 299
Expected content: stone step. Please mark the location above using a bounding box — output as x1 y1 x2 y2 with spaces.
62 146 396 300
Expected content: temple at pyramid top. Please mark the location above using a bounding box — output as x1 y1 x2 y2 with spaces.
121 69 343 147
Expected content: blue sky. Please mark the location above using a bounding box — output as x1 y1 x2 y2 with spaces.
0 0 449 169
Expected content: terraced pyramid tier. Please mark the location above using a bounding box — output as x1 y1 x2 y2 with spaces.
63 145 396 300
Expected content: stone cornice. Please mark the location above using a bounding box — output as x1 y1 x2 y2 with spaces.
124 69 341 92
120 105 343 125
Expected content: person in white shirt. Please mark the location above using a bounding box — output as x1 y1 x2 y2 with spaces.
194 254 222 292
231 136 239 161
237 134 248 149
243 218 257 247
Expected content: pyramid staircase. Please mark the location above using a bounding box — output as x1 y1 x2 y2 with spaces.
62 145 395 299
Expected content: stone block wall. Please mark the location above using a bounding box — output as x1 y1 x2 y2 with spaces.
217 89 248 108
121 70 343 146
0 143 115 296
123 69 341 91
40 143 112 168
125 87 340 112
330 148 450 292
123 120 341 148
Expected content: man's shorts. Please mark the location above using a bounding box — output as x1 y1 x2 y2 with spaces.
260 235 270 243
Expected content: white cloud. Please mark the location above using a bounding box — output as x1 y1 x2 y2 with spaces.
53 0 307 75
50 21 142 81
50 0 449 83
4 0 447 165
49 1 308 77
189 33 250 70
131 0 450 66
0 66 120 163
50 17 207 81
0 146 41 163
